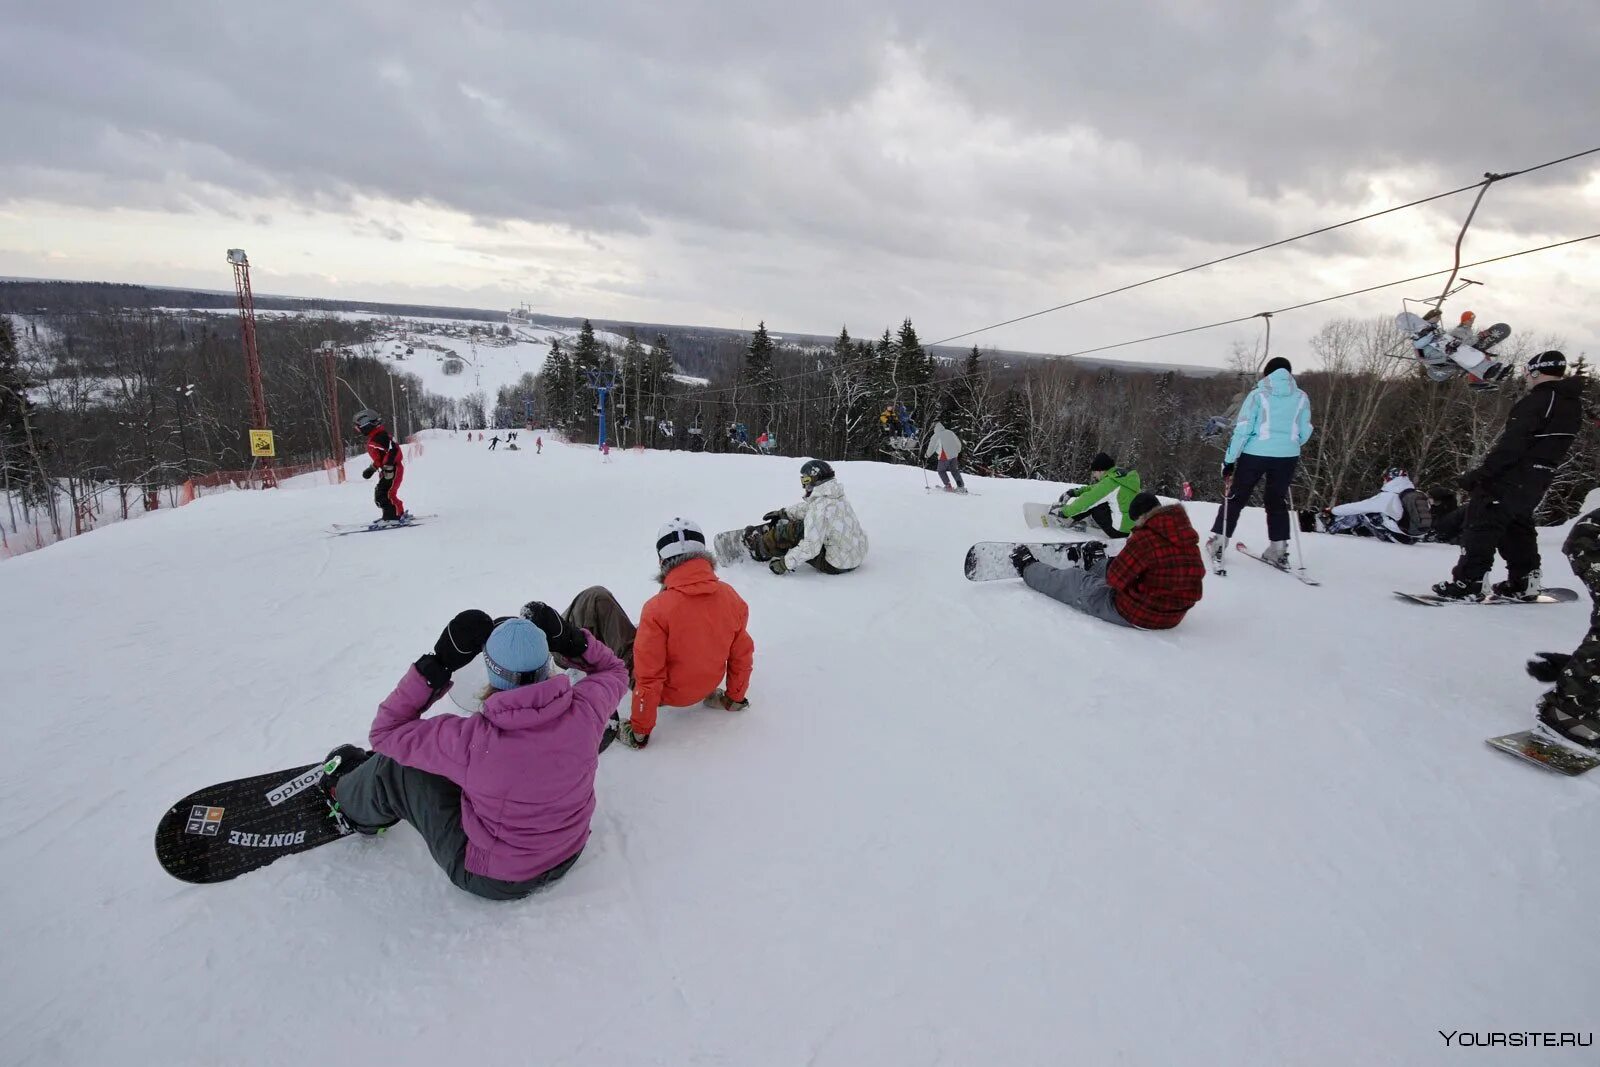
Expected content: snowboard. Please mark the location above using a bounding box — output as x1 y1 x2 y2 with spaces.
1234 542 1320 585
713 526 759 566
926 486 979 496
964 541 1097 581
1023 502 1087 531
155 756 355 884
1394 587 1579 606
329 513 434 536
1485 730 1600 776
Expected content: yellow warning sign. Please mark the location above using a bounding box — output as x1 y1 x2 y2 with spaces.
249 430 276 457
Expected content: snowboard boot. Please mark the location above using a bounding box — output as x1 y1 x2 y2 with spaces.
1431 576 1488 601
319 745 393 835
1491 569 1542 602
1536 703 1600 753
1205 534 1226 563
1260 541 1291 569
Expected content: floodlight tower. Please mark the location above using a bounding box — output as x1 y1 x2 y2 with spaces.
227 248 274 483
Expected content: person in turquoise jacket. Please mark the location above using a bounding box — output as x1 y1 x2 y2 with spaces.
1056 452 1142 539
1207 357 1313 567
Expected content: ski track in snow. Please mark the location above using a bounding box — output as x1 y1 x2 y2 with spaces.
2 432 1597 1066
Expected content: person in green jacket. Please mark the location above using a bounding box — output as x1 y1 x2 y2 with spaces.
1056 452 1142 539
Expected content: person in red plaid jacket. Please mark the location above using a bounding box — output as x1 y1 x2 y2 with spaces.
1011 492 1204 629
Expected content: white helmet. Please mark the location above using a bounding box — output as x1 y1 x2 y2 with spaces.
655 517 707 561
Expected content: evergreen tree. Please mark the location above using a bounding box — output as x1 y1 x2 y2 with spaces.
0 316 48 506
745 321 778 429
540 338 573 429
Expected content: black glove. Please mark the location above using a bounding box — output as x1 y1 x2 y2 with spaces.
1221 462 1236 479
1010 544 1037 575
1070 541 1107 570
769 557 789 575
1527 652 1572 684
381 464 395 479
519 600 588 659
762 509 785 523
362 465 376 480
414 609 494 688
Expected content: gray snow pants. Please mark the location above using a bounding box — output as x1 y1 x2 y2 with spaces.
1022 558 1134 628
334 754 581 901
936 456 965 489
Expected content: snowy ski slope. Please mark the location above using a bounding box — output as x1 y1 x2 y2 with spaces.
2 433 1596 1066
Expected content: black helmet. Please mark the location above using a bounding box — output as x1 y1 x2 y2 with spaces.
799 459 835 493
353 408 381 433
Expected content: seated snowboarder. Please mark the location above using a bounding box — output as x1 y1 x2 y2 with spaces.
1404 308 1510 386
1055 452 1141 539
1011 492 1204 629
319 609 628 900
1526 507 1600 750
1425 486 1465 545
1318 466 1426 544
557 519 755 750
744 459 868 575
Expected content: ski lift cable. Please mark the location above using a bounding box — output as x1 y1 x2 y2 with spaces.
625 230 1599 412
658 144 1599 404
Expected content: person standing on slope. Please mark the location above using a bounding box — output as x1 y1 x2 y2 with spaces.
536 436 543 454
1526 507 1600 750
925 422 967 493
1207 357 1313 567
1011 492 1204 629
320 609 628 900
355 408 408 524
554 519 755 749
748 459 869 575
1432 350 1583 601
1056 452 1141 539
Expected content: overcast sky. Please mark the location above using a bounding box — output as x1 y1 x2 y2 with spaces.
3 1 1597 366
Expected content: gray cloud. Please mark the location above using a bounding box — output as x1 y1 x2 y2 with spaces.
2 0 1597 361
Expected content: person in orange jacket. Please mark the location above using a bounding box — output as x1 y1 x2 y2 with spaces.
556 518 754 749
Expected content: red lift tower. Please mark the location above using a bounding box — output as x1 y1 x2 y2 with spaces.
227 248 276 486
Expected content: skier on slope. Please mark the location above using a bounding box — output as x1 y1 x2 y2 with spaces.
319 610 629 900
924 422 967 493
1011 492 1204 629
355 408 408 524
1526 507 1600 750
1055 451 1141 538
1207 357 1313 567
555 518 756 749
536 436 543 454
1431 350 1583 600
744 459 868 575
1317 467 1426 544
489 435 500 451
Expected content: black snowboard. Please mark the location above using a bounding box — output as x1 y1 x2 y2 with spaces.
1394 588 1579 606
155 757 353 884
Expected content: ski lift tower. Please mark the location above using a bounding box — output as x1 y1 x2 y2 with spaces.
585 368 619 455
227 248 275 486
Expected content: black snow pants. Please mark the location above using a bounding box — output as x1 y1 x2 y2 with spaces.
1536 510 1600 745
334 755 581 901
1211 453 1298 542
1451 466 1554 585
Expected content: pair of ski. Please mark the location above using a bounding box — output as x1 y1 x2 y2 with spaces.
328 513 435 537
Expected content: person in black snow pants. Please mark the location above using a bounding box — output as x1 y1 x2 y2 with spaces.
1526 508 1600 750
1431 350 1583 601
1206 356 1313 568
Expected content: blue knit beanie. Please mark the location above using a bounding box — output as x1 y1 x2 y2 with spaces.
483 619 550 690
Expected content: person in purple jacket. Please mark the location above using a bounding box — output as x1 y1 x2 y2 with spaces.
321 606 629 901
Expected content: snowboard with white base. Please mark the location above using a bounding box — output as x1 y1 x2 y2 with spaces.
964 541 1098 581
713 527 757 566
1485 729 1600 776
1022 502 1085 531
1394 587 1579 606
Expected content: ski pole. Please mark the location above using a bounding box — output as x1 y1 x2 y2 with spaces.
1287 482 1310 576
1217 466 1234 572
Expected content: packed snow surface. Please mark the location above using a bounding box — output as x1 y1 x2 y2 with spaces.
2 434 1597 1066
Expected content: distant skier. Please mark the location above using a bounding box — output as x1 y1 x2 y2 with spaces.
1431 350 1582 600
556 519 755 749
924 422 967 493
1207 357 1313 568
536 436 543 454
319 609 628 900
1055 452 1140 538
1526 507 1600 750
1011 492 1204 629
355 408 407 523
747 459 868 575
489 435 500 451
1318 467 1425 544
1181 481 1194 502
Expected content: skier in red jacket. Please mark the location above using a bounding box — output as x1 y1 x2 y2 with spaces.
355 409 408 523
